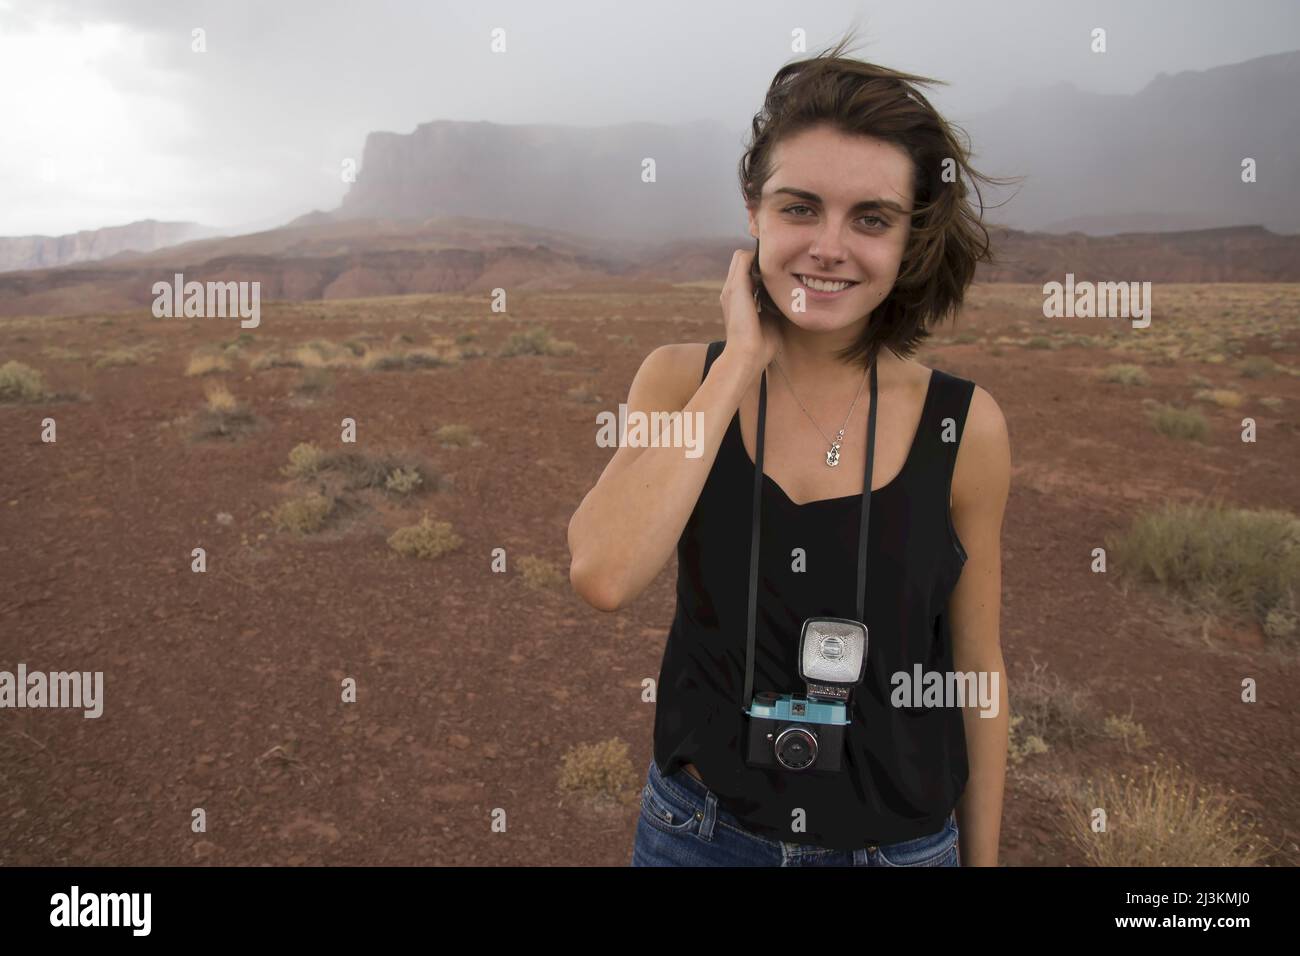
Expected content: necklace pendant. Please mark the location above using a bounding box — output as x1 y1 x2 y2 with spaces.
826 443 841 467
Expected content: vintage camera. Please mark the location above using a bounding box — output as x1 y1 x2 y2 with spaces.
744 617 868 772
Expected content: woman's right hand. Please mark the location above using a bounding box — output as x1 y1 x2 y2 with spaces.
720 249 781 377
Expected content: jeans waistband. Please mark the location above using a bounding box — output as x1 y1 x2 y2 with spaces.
652 757 960 847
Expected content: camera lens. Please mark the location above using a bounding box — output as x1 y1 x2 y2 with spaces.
774 727 818 770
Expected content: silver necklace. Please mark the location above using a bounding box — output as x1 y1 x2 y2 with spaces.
771 353 871 467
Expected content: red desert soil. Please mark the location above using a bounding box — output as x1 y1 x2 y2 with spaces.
0 283 1297 866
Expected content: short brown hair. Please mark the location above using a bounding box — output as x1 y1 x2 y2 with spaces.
739 31 1019 368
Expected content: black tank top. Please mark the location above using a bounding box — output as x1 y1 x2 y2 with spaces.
652 340 976 849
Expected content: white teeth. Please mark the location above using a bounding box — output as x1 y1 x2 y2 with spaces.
798 274 854 292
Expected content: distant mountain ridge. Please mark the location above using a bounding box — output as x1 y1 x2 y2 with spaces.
321 51 1300 239
0 219 220 273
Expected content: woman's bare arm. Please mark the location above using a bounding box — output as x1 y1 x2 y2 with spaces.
567 341 760 611
948 385 1012 866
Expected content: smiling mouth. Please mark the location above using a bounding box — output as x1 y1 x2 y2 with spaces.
793 273 861 294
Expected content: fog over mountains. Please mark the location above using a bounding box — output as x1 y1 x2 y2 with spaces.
320 50 1300 240
1 48 1295 298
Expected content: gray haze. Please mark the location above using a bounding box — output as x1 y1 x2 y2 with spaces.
1 0 1297 237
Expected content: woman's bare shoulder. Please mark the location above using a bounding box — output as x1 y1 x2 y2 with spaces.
635 342 712 410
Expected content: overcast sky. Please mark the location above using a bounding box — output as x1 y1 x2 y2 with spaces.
2 0 1297 237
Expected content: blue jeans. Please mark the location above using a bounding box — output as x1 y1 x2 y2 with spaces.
631 758 960 866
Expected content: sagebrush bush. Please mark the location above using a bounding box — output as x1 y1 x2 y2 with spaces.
282 442 326 478
272 494 334 534
0 360 46 402
557 738 638 803
387 514 461 559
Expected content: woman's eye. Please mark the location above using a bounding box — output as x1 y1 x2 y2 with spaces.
782 205 887 228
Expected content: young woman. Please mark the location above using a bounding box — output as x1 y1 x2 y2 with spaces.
567 36 1013 866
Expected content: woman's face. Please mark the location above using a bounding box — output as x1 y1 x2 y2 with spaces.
746 123 915 334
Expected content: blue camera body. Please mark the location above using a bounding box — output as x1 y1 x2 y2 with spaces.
742 617 866 773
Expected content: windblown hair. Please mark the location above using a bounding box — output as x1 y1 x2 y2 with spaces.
739 30 1019 367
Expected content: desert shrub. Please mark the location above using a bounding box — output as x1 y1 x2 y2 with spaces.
203 382 238 412
0 360 46 402
499 326 578 357
1238 356 1275 379
1098 364 1150 386
1060 761 1267 866
1105 500 1300 643
557 738 638 804
294 367 334 395
387 514 461 558
434 424 475 447
185 351 232 376
189 386 256 440
249 350 303 371
1144 402 1208 441
282 442 326 478
1191 388 1243 408
519 555 566 589
1010 659 1107 753
384 466 423 495
272 494 334 534
93 348 141 368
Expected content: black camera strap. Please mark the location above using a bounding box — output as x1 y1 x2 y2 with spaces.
742 356 879 710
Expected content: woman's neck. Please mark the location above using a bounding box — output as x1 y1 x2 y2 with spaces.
769 322 903 394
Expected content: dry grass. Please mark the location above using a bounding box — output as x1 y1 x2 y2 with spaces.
384 466 423 494
280 446 438 498
1237 355 1276 378
499 326 578 357
272 494 335 535
1192 388 1245 408
434 424 476 447
1059 760 1269 866
93 347 149 369
248 350 303 371
519 556 566 590
1007 660 1107 763
1102 712 1150 752
387 514 462 559
281 442 326 478
320 450 432 494
0 360 47 402
556 738 638 807
189 385 257 440
291 340 355 369
359 346 455 371
1143 401 1209 441
1097 364 1150 386
1106 500 1300 644
565 383 601 404
203 382 238 412
40 346 83 362
293 367 334 395
185 350 233 376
